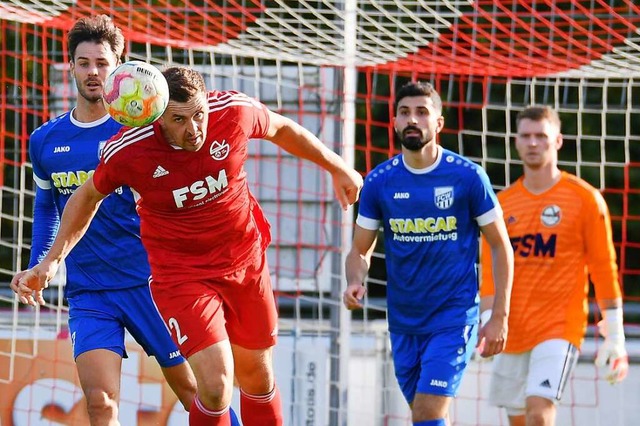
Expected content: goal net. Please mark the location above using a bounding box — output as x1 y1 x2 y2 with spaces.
1 1 639 425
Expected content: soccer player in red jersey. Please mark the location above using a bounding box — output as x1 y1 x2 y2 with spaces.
16 66 363 426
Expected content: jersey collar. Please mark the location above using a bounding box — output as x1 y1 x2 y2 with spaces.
69 108 112 128
402 145 443 175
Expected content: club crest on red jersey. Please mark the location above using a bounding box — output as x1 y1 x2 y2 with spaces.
210 140 229 160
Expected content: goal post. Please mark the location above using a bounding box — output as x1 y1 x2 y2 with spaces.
1 2 639 425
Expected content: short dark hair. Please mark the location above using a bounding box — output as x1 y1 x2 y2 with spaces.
67 15 125 62
395 81 442 113
162 67 207 102
516 105 561 130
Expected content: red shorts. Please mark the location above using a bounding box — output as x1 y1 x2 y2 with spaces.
150 253 278 358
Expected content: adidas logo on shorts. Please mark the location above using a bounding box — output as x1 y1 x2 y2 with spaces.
539 379 552 388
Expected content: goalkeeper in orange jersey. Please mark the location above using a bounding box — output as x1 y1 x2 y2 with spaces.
480 105 628 426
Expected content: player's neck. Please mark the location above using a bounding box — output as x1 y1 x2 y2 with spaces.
522 165 562 194
402 142 439 169
73 98 108 123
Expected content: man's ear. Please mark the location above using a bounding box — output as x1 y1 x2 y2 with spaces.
436 115 445 133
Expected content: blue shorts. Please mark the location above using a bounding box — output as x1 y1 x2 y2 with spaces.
67 285 185 368
390 324 478 403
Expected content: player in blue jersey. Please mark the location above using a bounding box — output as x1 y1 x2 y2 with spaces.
343 81 514 426
10 15 238 426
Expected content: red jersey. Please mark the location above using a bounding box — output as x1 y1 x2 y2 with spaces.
93 90 272 283
480 172 620 352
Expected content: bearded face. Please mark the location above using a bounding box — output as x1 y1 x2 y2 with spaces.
396 125 432 151
394 96 442 152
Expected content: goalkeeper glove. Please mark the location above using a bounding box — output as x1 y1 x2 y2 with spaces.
595 308 629 385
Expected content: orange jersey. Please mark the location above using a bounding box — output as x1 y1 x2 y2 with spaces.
481 172 620 352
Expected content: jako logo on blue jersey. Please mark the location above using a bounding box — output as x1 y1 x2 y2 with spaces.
53 146 71 153
172 169 228 208
511 233 557 257
393 192 410 199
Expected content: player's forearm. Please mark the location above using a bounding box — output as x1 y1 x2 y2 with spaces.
480 295 494 313
29 186 61 268
598 298 623 312
584 196 621 301
41 183 102 266
268 116 347 175
345 250 371 286
488 242 513 317
588 261 620 296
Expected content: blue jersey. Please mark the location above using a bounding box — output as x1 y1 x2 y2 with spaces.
356 147 500 334
29 111 151 297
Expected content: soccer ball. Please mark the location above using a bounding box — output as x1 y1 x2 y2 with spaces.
103 61 169 127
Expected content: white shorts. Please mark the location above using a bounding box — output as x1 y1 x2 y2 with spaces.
488 339 579 416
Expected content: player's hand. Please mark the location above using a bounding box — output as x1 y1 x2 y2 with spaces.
473 310 493 361
331 168 363 210
595 319 629 385
472 337 490 362
477 311 507 358
10 263 56 306
343 283 366 310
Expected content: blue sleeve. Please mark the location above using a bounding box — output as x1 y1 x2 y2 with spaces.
469 167 499 219
28 186 60 268
357 174 382 221
28 128 60 268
